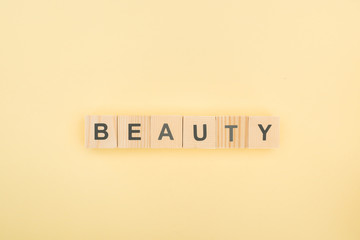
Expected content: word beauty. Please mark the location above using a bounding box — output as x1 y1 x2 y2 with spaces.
85 115 279 149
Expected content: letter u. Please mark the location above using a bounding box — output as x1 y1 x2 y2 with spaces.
193 124 207 141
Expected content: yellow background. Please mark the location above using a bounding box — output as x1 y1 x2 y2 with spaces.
1 0 360 239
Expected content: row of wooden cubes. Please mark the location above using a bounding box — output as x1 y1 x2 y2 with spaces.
85 115 279 149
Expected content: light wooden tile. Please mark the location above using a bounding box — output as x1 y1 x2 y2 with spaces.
118 116 150 148
85 115 117 148
151 116 182 148
216 116 248 148
183 116 216 149
248 116 279 149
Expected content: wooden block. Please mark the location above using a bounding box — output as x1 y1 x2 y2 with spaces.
118 116 150 148
151 116 183 148
216 116 248 148
183 116 216 149
248 116 279 149
85 115 117 148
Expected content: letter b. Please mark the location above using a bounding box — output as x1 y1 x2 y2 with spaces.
94 123 108 140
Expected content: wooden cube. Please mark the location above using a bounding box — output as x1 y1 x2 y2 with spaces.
151 116 183 148
248 116 279 149
85 115 117 148
118 116 150 148
183 116 216 149
216 116 248 148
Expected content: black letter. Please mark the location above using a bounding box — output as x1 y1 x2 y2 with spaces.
258 124 272 140
128 123 141 140
193 124 207 141
158 123 174 140
225 125 238 142
94 123 108 140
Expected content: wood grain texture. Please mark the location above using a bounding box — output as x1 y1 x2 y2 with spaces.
151 116 183 148
248 116 279 149
216 116 248 148
85 115 117 148
183 116 216 149
118 116 150 148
